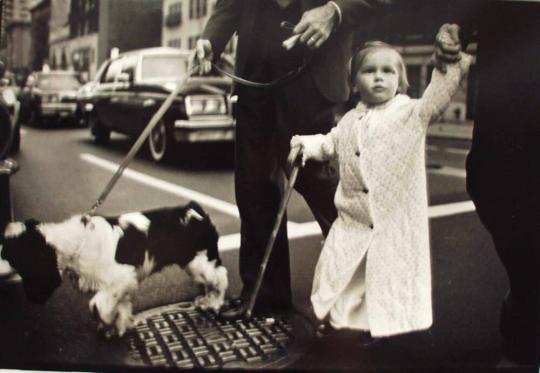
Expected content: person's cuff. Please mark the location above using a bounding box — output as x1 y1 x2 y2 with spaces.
327 1 342 28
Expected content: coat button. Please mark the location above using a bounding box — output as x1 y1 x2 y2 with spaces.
363 187 369 194
355 151 360 157
369 223 374 229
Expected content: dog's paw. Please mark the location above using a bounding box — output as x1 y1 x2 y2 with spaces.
194 295 210 310
194 294 223 312
97 322 118 339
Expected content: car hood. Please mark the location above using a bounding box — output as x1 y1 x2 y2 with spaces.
39 89 78 97
143 76 232 95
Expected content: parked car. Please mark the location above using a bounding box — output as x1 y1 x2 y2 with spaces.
19 70 81 127
86 47 235 162
0 68 21 155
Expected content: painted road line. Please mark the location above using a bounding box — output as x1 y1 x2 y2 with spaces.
446 147 469 155
428 166 466 178
81 154 474 251
80 153 240 218
429 200 475 219
219 200 477 251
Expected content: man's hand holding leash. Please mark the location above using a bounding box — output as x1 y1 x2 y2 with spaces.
192 39 214 76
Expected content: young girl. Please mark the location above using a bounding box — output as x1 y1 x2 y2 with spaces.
291 26 472 339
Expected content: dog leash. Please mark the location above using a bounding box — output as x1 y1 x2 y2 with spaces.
244 146 302 319
86 56 310 217
84 68 198 217
211 58 310 89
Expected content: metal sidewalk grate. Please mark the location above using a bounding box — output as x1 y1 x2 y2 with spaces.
126 301 310 369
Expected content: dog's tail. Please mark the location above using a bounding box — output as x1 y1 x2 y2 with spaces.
186 201 221 267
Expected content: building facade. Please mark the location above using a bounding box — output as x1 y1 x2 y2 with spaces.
2 0 32 72
162 0 235 54
47 0 162 80
29 0 51 71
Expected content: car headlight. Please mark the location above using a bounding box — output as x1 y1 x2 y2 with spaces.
186 95 227 116
41 94 58 103
1 89 16 106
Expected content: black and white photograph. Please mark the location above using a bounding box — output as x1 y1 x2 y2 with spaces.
0 0 539 372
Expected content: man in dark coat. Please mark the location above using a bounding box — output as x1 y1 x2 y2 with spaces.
441 0 540 365
194 0 391 318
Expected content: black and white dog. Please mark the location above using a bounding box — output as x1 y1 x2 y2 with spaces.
0 202 228 337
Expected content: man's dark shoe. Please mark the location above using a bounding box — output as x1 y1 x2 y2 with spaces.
219 297 293 320
356 331 381 348
219 297 250 320
315 321 337 339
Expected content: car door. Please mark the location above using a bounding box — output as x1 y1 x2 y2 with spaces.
114 54 143 136
94 58 128 131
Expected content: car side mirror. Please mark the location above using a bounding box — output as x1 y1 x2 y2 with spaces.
116 72 131 84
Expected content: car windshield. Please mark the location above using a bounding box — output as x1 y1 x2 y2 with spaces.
36 74 81 90
141 55 187 81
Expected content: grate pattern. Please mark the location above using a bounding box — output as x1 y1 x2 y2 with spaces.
127 302 296 369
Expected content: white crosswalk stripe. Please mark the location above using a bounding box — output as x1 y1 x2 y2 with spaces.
79 153 477 252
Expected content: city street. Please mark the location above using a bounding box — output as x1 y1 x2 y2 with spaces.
0 124 518 371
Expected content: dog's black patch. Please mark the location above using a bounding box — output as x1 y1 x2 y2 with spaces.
113 202 220 272
2 220 62 303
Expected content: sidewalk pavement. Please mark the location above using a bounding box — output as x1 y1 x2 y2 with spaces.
427 121 474 140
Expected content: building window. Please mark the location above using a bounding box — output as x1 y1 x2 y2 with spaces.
166 2 182 27
189 0 207 19
168 38 182 49
189 0 194 19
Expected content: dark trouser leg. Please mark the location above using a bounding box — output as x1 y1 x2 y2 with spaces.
467 150 540 364
234 93 292 309
275 73 338 237
492 232 540 364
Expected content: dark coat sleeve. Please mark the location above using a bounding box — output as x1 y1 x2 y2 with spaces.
201 0 243 58
332 0 394 31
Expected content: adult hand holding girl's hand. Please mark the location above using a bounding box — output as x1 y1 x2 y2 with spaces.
432 23 462 73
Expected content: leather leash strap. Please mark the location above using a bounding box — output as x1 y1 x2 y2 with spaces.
85 69 195 217
86 58 309 216
212 58 310 89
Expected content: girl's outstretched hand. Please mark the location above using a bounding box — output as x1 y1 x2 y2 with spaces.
432 23 462 73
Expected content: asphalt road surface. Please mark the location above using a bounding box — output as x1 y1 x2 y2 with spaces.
0 124 528 372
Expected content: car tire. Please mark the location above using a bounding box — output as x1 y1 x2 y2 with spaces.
148 119 173 162
10 123 20 153
90 114 110 144
29 108 42 127
0 106 13 160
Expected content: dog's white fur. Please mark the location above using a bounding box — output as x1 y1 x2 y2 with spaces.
188 251 228 311
5 210 227 338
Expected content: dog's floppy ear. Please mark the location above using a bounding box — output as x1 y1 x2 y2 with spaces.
2 221 62 304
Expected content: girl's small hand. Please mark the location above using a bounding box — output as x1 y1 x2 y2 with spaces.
290 135 307 167
432 24 462 73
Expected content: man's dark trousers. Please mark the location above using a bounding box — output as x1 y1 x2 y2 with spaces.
465 1 540 364
235 73 338 311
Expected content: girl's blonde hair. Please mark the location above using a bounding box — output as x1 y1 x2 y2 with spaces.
350 41 410 94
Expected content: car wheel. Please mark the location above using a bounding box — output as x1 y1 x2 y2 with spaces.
90 114 110 144
10 123 20 153
29 108 42 127
0 106 12 160
148 119 173 162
